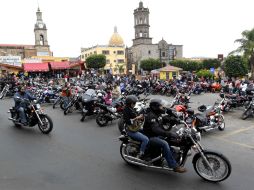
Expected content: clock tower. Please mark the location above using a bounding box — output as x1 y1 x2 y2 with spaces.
34 7 51 56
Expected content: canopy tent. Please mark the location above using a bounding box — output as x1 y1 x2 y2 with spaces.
23 63 49 72
50 61 70 70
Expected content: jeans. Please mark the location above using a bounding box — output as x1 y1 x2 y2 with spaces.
149 137 177 168
18 107 27 123
127 131 149 154
63 97 70 109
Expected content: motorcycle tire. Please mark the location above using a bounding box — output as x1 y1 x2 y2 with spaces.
38 114 53 134
60 102 65 110
96 113 109 127
120 143 138 166
241 108 251 120
0 90 5 99
192 151 231 182
218 115 225 131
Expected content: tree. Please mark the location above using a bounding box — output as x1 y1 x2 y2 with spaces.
140 58 163 71
201 59 221 70
86 54 106 69
224 55 247 78
170 59 201 72
196 69 214 79
230 28 254 79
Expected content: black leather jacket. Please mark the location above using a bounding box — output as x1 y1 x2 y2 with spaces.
143 110 170 138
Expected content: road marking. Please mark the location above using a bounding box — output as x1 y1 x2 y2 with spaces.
212 136 254 149
218 126 254 138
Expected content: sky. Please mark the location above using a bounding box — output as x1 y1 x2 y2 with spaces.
0 0 253 58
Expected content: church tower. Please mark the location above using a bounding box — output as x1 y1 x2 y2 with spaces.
133 1 152 46
34 7 51 56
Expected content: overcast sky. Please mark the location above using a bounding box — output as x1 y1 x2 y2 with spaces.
0 0 253 58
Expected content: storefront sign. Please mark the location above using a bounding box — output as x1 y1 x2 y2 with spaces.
0 56 22 67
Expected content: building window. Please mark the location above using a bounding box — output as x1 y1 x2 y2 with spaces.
172 72 177 77
85 54 87 57
114 60 116 62
113 51 116 54
81 55 84 59
106 59 110 64
162 52 166 57
117 59 124 63
102 50 110 55
148 50 151 55
117 50 124 55
94 51 97 54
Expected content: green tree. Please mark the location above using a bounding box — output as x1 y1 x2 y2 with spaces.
231 28 254 78
202 59 221 70
224 55 247 78
196 69 214 79
140 58 163 71
170 59 201 72
86 54 106 69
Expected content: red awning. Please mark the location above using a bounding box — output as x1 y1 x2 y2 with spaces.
50 61 70 70
23 63 49 72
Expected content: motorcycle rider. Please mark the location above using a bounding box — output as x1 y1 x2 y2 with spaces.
143 99 187 173
14 85 35 126
62 82 72 109
123 95 149 159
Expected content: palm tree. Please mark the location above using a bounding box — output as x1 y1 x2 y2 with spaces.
231 28 254 79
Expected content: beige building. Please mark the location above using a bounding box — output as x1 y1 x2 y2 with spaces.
81 27 126 75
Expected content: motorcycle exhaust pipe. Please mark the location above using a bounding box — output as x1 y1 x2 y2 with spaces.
124 157 174 171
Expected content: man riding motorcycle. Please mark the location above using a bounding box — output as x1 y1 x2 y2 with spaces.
143 99 187 173
13 85 35 126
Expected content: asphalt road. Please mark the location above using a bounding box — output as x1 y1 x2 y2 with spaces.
0 93 253 190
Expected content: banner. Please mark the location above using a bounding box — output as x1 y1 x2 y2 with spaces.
0 56 22 67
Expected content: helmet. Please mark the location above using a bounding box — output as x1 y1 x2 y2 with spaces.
198 105 207 112
149 99 166 114
125 95 138 106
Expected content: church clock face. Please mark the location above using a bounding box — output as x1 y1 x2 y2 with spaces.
38 23 43 28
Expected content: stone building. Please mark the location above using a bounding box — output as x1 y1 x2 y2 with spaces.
127 1 183 74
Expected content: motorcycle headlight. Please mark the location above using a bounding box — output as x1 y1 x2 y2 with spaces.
36 104 41 109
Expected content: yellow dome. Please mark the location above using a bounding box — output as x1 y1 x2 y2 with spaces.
109 27 124 46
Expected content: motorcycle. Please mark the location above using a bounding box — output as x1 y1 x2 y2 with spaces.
189 103 225 132
118 120 231 182
8 98 53 134
241 92 254 120
0 84 16 99
80 89 101 122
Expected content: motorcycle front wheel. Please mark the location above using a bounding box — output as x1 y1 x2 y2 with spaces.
193 151 231 182
96 113 109 127
0 90 6 99
218 115 225 131
38 114 53 134
241 108 251 120
118 117 125 134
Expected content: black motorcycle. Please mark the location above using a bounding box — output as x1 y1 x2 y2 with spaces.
64 93 83 115
119 120 231 182
8 98 53 134
241 93 254 120
95 97 125 127
80 89 101 122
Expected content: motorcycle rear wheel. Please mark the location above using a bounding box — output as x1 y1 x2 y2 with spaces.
38 114 53 134
193 151 231 182
96 113 109 127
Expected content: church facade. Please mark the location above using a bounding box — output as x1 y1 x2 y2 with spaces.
127 2 183 74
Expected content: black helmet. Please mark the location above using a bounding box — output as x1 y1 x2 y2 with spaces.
149 99 166 114
125 95 138 106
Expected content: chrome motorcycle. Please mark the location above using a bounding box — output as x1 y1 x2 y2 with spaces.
8 98 53 134
119 121 231 182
